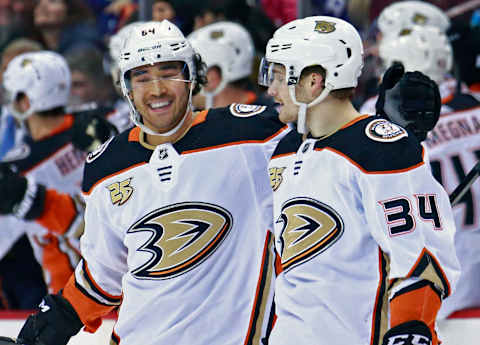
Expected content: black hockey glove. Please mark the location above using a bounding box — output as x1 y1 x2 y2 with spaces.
71 108 118 153
0 164 46 220
17 294 83 345
376 63 441 141
382 320 432 345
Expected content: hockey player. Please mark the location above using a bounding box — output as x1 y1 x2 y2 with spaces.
260 16 460 345
371 18 480 320
15 20 287 345
0 51 84 294
188 21 275 110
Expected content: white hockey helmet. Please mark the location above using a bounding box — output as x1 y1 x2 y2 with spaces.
3 51 71 120
108 21 144 90
188 21 254 91
119 20 197 136
259 16 363 133
379 25 453 84
378 1 450 36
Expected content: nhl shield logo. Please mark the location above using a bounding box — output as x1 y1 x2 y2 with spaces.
314 21 336 34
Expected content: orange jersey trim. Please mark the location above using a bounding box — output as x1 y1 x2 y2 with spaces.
370 248 388 345
36 190 77 234
271 152 295 160
340 114 370 130
37 114 74 141
245 91 257 105
128 126 141 142
243 231 274 345
63 275 115 333
390 284 441 345
182 125 289 155
192 110 209 127
42 234 75 293
83 261 122 301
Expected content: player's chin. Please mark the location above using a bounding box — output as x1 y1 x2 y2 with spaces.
278 108 296 124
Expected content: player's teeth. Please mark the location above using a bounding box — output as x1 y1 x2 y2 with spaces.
150 101 170 109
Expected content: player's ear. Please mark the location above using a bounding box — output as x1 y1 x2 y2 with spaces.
16 93 31 113
301 72 324 101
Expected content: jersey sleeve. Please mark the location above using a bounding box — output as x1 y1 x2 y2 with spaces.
360 161 460 297
63 188 127 333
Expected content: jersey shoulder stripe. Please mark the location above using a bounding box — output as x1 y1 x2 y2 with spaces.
316 117 424 173
82 127 150 194
174 105 286 154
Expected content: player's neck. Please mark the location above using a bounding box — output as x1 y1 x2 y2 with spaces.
214 86 250 107
307 98 360 138
27 114 66 141
145 110 194 146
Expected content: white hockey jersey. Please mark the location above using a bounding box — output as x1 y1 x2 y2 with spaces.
268 115 460 345
0 114 84 293
424 93 480 318
64 105 289 345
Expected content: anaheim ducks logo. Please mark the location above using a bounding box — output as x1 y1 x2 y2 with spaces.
210 30 224 39
277 197 344 271
314 21 336 34
269 167 286 191
128 202 233 279
412 13 428 25
21 58 32 67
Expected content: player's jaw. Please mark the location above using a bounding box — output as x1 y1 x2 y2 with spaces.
134 84 190 134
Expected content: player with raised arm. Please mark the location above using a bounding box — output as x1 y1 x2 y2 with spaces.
14 20 288 345
260 16 460 345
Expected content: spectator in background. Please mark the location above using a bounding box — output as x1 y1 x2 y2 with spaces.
189 21 275 109
33 0 104 55
0 0 37 52
65 47 116 108
190 0 275 53
261 0 296 27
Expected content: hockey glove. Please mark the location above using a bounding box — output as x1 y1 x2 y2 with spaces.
17 294 83 345
0 164 46 220
382 320 432 345
376 63 441 141
71 108 118 153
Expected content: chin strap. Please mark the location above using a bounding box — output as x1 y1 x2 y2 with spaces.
201 78 228 110
288 83 334 134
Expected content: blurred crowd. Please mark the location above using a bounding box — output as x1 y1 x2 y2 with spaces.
0 0 479 316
